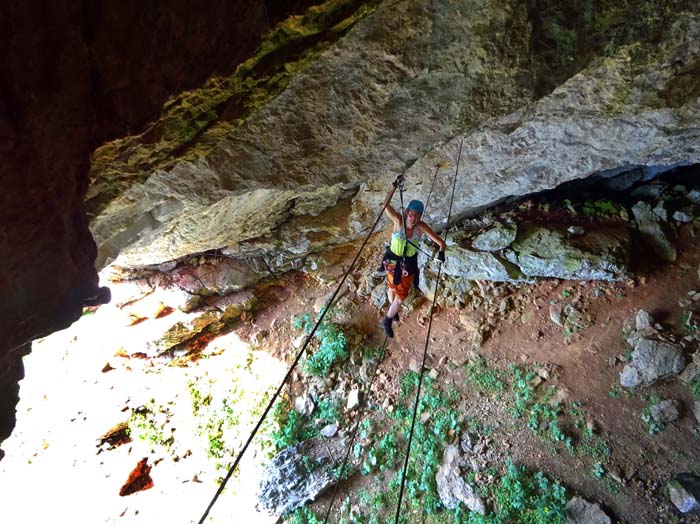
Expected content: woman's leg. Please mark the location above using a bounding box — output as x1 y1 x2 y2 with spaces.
387 287 395 305
387 296 402 319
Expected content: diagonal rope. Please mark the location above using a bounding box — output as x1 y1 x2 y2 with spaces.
196 188 396 524
321 336 388 524
422 164 441 219
393 138 464 524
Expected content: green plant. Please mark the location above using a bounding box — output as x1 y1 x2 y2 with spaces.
640 394 664 435
300 317 349 377
127 403 175 450
608 384 632 398
286 506 320 524
465 358 506 394
581 199 624 218
399 370 421 400
361 431 400 475
455 462 567 524
689 377 700 399
577 430 610 465
270 398 315 450
592 462 605 479
681 311 698 335
509 365 537 418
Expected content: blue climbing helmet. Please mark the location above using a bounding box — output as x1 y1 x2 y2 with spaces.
406 199 424 216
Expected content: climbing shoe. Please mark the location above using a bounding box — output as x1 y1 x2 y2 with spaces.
381 316 394 338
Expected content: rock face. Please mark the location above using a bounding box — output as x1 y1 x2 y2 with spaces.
668 473 700 513
3 0 700 454
435 445 485 514
565 497 612 524
95 10 700 286
257 437 346 517
89 0 535 271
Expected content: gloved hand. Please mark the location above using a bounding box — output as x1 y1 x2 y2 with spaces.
437 250 445 263
392 175 405 189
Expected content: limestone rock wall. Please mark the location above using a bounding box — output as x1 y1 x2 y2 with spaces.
89 3 700 293
89 0 534 269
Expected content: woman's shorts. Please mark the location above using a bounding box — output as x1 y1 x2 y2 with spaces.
385 262 414 301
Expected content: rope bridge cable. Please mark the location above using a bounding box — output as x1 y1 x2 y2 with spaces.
393 138 464 524
196 187 397 524
321 335 388 524
422 164 441 219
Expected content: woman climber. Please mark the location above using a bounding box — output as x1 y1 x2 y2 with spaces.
380 176 446 338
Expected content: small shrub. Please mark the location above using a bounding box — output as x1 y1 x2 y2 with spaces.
270 399 315 450
458 462 567 524
690 377 700 399
286 506 320 524
293 312 349 377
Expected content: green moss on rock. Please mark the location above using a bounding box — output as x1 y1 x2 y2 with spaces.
528 0 700 96
86 0 381 219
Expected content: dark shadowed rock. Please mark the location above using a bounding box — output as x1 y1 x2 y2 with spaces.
668 473 700 513
632 201 677 262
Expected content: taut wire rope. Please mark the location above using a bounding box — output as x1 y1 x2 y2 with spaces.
196 185 398 524
393 138 463 524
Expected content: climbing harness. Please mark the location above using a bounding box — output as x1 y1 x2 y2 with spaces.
196 180 398 524
393 138 463 524
380 165 444 294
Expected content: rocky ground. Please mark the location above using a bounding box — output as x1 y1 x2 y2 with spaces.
2 178 700 524
247 220 700 524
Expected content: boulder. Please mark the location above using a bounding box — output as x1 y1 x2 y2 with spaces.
649 399 680 425
620 339 685 388
435 445 485 514
565 497 612 524
668 473 700 513
505 224 630 281
472 222 517 251
423 244 527 283
257 437 346 517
